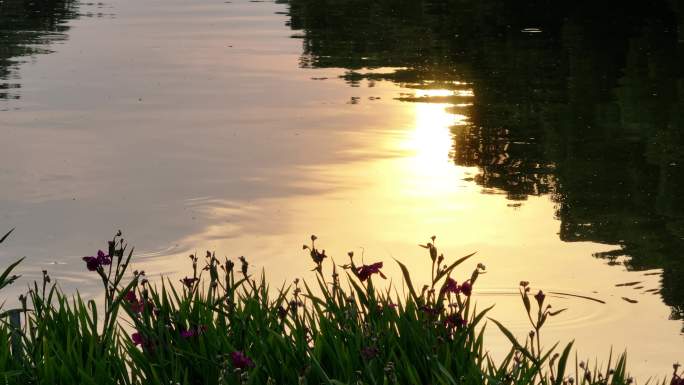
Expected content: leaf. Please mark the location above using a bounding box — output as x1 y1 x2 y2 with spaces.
0 257 24 290
548 308 567 316
522 291 531 315
347 273 370 309
470 304 495 327
309 355 333 384
0 228 14 244
539 341 560 365
436 362 458 384
548 291 606 304
433 252 477 285
394 258 419 303
489 318 538 365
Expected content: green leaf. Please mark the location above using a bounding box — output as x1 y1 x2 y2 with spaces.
470 304 495 327
394 258 419 303
309 355 333 384
0 257 24 290
554 341 574 385
548 308 567 316
0 228 15 244
522 291 531 315
489 318 538 365
436 361 458 385
433 252 477 285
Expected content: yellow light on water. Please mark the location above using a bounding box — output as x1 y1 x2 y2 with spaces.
398 89 471 194
408 102 465 170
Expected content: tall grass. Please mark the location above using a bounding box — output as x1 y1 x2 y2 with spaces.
0 230 678 384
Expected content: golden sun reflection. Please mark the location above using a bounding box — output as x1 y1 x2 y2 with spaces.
398 89 472 193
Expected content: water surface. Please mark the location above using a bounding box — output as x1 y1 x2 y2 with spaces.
1 0 683 377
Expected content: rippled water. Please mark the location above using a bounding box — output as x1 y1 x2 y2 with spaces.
1 0 683 378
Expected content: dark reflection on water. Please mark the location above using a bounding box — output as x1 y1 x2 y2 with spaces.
284 0 684 326
0 0 82 103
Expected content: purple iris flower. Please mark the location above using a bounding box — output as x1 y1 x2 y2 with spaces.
97 250 111 265
131 332 144 346
441 278 459 295
82 250 111 271
460 281 472 296
361 346 379 360
181 277 198 288
180 330 195 338
230 351 255 369
355 262 386 281
82 256 100 271
445 313 467 329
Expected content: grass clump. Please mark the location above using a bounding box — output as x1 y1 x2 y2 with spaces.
0 230 676 384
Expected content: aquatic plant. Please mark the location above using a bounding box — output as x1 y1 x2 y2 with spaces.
0 230 676 384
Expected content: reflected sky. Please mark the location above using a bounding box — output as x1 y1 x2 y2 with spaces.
0 0 682 378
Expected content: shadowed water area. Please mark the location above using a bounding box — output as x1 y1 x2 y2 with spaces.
1 0 683 377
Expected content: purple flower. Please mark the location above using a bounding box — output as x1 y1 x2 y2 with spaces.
179 325 207 339
361 346 379 360
441 278 459 295
355 262 386 282
130 300 146 313
534 290 546 305
124 291 137 303
82 256 100 271
309 248 327 265
419 305 440 316
131 332 144 346
180 329 195 338
82 250 111 271
97 250 111 265
277 305 288 319
460 281 472 296
230 351 255 369
181 277 198 288
131 331 156 350
445 313 467 329
124 291 146 313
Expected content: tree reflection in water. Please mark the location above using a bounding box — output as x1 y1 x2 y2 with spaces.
0 0 81 103
284 0 684 327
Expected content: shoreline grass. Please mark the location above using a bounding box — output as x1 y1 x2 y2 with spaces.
0 230 681 384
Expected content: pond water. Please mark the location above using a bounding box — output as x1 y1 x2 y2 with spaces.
1 0 683 378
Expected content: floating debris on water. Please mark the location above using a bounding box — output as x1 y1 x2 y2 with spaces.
615 281 641 287
549 291 606 304
521 27 543 33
